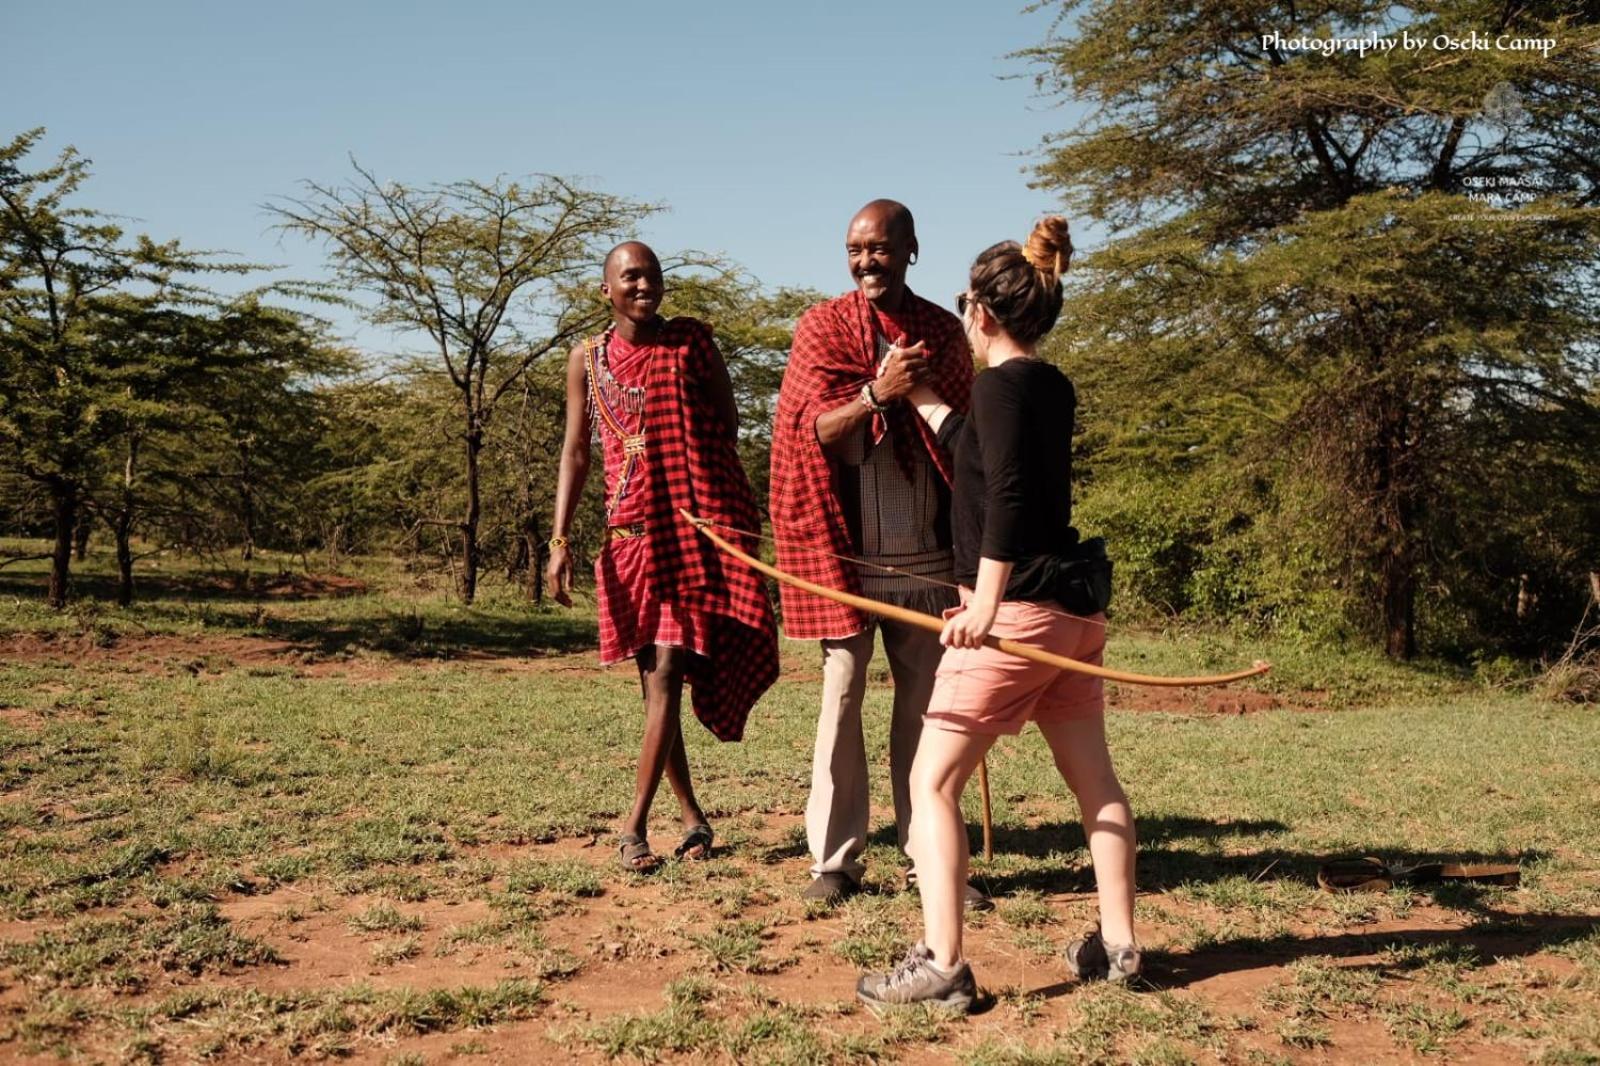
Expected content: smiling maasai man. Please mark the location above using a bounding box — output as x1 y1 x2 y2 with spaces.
548 241 778 872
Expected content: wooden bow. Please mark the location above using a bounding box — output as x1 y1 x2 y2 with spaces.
681 509 1271 688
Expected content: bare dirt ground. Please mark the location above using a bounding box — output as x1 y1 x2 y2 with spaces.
2 634 1591 1064
1 821 1581 1065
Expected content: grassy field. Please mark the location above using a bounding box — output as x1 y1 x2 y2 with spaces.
1 544 1597 1064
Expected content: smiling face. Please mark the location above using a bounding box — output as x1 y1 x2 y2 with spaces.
845 202 917 309
601 242 664 325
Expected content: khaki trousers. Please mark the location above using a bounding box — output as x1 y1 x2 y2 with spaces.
806 619 946 881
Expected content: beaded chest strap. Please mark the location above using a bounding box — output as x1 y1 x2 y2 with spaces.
584 329 648 522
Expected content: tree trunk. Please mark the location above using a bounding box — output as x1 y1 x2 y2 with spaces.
73 509 92 561
1590 571 1600 608
1380 544 1417 659
113 436 140 607
1370 387 1418 660
461 423 482 604
114 512 134 607
507 532 529 581
239 440 256 562
47 479 77 609
326 522 344 570
525 511 543 604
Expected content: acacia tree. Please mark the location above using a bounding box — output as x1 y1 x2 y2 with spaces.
91 298 347 603
271 165 651 603
329 261 818 603
0 128 263 606
1028 2 1600 656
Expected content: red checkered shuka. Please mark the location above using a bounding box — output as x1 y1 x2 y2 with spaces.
592 335 702 668
769 289 974 640
624 317 780 742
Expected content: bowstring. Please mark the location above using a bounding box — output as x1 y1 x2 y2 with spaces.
696 517 1108 630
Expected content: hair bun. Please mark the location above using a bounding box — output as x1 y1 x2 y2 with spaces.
1021 216 1072 283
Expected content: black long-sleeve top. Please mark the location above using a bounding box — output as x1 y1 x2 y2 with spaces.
934 357 1078 601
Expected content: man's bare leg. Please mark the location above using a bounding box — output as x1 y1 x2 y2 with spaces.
623 645 705 842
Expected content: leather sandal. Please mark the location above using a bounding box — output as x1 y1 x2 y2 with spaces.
674 823 713 861
617 833 661 872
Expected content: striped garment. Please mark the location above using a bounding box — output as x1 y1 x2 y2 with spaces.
769 289 973 640
590 317 779 742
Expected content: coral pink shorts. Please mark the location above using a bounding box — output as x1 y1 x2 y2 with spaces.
924 594 1106 736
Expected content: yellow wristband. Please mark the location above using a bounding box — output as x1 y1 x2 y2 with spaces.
548 536 569 550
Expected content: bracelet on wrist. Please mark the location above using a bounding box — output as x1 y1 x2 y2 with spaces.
548 535 569 551
859 382 889 414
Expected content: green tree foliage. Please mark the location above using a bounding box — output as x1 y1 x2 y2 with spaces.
303 266 814 602
1027 2 1600 656
270 164 654 604
0 129 345 606
97 299 352 601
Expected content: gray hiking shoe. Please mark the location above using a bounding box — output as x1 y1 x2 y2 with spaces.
1063 929 1141 983
856 942 978 1012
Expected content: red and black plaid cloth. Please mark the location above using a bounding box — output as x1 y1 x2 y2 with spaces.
633 317 779 741
769 289 974 640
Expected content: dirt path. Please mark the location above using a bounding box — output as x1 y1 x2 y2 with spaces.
1 632 1321 713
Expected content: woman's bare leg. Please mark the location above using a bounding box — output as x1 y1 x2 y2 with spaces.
907 724 996 969
1037 715 1136 945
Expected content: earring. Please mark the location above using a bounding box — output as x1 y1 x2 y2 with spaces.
908 252 918 265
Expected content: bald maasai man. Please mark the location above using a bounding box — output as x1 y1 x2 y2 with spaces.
549 241 779 871
770 201 982 903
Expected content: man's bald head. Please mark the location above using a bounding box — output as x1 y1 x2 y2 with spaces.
603 240 660 279
845 200 918 310
850 199 916 243
600 240 664 327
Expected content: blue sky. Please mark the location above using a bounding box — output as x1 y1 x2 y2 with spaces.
5 1 1091 350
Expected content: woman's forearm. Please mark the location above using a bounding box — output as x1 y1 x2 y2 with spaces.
970 557 1013 611
908 383 952 434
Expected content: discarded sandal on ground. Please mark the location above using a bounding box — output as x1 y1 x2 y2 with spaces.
1316 856 1520 893
674 823 713 861
617 833 661 872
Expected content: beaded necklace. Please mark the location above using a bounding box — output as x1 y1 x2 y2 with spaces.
584 325 650 521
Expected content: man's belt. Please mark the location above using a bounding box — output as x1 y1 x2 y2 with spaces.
604 523 647 544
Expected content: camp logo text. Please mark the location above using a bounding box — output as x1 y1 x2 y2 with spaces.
1261 31 1556 59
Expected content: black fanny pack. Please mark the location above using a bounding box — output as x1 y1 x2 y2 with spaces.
1045 536 1113 616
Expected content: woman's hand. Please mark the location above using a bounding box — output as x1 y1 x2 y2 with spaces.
873 339 929 402
944 559 1011 648
547 545 573 607
941 600 997 648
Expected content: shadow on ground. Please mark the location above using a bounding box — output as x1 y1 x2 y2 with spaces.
1141 911 1600 990
251 610 597 660
0 568 370 604
867 817 1549 926
1 573 599 662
